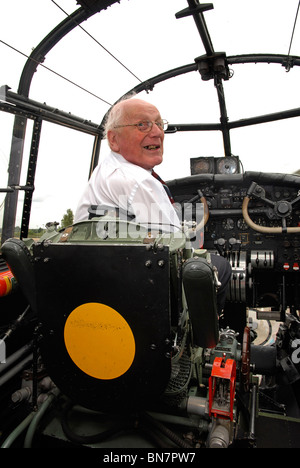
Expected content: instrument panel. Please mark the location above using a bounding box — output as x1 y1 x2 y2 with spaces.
169 172 300 270
202 183 300 269
168 171 300 310
190 156 240 175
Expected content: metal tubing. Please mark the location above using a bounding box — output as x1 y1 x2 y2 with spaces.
249 384 258 439
148 410 208 431
0 342 33 375
23 389 60 448
1 412 35 448
0 354 33 387
186 396 207 417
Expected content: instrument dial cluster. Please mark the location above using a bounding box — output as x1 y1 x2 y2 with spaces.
200 183 300 272
170 173 300 272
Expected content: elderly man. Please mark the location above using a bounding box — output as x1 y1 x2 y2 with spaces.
75 97 231 313
74 98 180 230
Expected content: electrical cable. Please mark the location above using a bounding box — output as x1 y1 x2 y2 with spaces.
2 0 145 107
142 412 193 449
61 401 194 448
0 305 31 342
0 39 112 106
288 0 300 56
286 0 300 71
61 401 131 445
1 412 35 448
23 389 60 448
51 0 143 83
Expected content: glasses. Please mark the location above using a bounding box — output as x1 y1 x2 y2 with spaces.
114 119 169 133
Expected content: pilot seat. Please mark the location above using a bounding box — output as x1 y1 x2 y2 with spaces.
1 213 219 412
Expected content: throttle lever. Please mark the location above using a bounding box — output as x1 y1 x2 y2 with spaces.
228 237 241 252
214 238 226 256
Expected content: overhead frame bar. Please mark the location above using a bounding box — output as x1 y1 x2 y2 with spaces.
1 87 102 136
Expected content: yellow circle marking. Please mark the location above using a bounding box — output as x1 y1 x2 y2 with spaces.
64 303 135 380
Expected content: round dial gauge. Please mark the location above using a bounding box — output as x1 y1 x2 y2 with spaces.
237 218 249 230
217 157 239 174
222 218 235 230
192 158 213 174
197 160 210 172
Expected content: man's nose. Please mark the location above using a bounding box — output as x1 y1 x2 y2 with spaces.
149 122 164 136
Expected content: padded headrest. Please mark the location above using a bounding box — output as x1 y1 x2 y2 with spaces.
1 238 36 313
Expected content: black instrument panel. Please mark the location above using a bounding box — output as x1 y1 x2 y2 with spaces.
168 172 300 274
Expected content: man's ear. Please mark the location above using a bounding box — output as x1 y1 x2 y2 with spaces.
107 130 120 152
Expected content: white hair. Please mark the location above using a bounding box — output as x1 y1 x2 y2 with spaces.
103 93 137 139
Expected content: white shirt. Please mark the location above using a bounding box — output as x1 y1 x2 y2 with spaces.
74 151 181 231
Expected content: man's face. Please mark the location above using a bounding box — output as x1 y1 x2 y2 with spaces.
107 100 165 170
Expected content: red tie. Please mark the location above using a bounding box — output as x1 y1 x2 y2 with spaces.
152 170 175 204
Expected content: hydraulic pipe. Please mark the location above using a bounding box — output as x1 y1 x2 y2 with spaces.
23 389 60 448
1 412 35 448
249 384 258 440
0 354 33 387
0 342 33 375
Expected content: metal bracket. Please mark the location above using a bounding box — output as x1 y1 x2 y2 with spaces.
175 3 214 19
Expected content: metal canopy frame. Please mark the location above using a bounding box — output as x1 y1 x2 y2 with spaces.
1 0 300 243
1 0 119 243
0 86 103 240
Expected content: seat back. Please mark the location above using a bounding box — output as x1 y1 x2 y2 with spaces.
182 256 219 348
1 220 219 410
33 240 172 411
